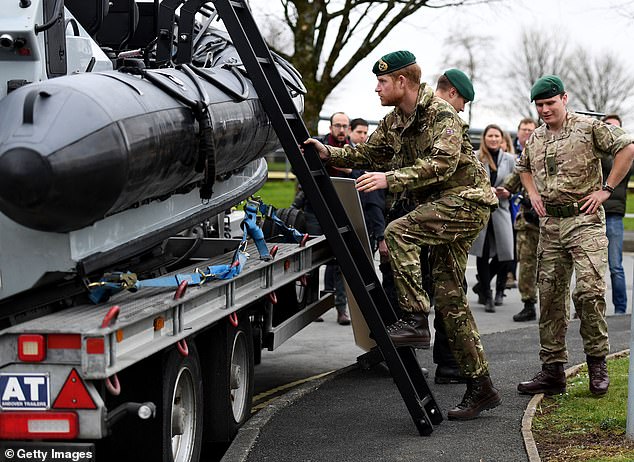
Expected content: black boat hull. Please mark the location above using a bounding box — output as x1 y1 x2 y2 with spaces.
0 63 285 232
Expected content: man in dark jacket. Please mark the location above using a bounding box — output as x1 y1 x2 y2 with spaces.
303 112 353 325
601 114 630 315
350 118 386 254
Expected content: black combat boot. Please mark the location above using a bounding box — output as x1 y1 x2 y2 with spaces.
513 301 536 322
587 356 609 395
447 375 501 421
435 364 468 384
473 282 483 303
484 289 495 313
387 311 431 349
494 290 504 306
517 363 566 395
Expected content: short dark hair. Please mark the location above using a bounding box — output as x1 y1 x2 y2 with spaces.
602 114 622 126
435 73 453 92
350 118 369 130
329 112 348 124
517 117 537 129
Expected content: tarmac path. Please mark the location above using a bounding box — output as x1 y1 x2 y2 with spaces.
228 254 634 462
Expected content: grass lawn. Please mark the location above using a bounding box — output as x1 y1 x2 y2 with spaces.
532 356 634 461
252 179 296 210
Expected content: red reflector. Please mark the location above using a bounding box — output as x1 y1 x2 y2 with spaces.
53 369 96 409
17 47 31 56
18 334 46 362
48 334 81 350
0 411 78 439
86 338 104 354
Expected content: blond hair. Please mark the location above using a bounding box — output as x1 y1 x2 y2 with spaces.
502 131 515 155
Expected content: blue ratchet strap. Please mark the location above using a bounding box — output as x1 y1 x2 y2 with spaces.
255 200 307 244
88 247 249 304
243 200 272 260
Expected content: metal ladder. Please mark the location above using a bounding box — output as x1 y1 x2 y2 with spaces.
213 0 442 435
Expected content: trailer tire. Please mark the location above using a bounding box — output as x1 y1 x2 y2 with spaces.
201 317 254 443
272 268 319 326
100 344 203 462
162 342 204 462
261 206 306 238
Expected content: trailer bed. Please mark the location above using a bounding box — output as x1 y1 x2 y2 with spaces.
0 237 332 379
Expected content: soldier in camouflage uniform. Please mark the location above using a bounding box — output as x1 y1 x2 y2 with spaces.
501 171 540 321
516 75 634 397
305 51 501 421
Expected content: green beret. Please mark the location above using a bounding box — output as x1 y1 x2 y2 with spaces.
531 75 565 101
444 68 475 102
372 50 416 76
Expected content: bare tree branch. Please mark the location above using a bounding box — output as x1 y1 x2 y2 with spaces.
440 30 494 125
255 0 505 132
567 48 634 115
504 27 574 121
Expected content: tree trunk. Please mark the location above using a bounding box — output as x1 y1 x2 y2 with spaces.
302 84 327 135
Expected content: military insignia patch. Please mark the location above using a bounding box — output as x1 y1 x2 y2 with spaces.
378 59 388 72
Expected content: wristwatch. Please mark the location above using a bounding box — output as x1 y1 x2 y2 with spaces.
602 182 615 194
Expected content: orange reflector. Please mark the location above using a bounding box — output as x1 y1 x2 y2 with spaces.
18 334 45 362
116 329 124 343
0 411 78 439
86 338 104 355
53 369 96 410
154 316 165 331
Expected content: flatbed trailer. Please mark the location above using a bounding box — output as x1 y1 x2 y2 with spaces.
0 235 334 461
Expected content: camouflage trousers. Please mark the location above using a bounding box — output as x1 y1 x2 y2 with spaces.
384 195 491 378
537 211 610 364
517 226 539 303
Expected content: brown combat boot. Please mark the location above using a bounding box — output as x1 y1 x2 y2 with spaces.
386 311 431 349
587 356 609 395
517 363 566 395
447 375 501 421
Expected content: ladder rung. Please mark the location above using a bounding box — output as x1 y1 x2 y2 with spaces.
214 0 442 434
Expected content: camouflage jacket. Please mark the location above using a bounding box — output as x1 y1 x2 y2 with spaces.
516 111 634 205
326 83 497 207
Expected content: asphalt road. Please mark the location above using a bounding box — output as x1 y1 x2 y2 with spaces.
229 253 634 462
253 253 634 402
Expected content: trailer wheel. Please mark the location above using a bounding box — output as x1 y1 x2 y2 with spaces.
162 343 204 462
261 206 306 238
272 268 319 326
201 317 254 442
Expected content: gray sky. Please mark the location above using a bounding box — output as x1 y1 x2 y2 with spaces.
315 0 634 133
